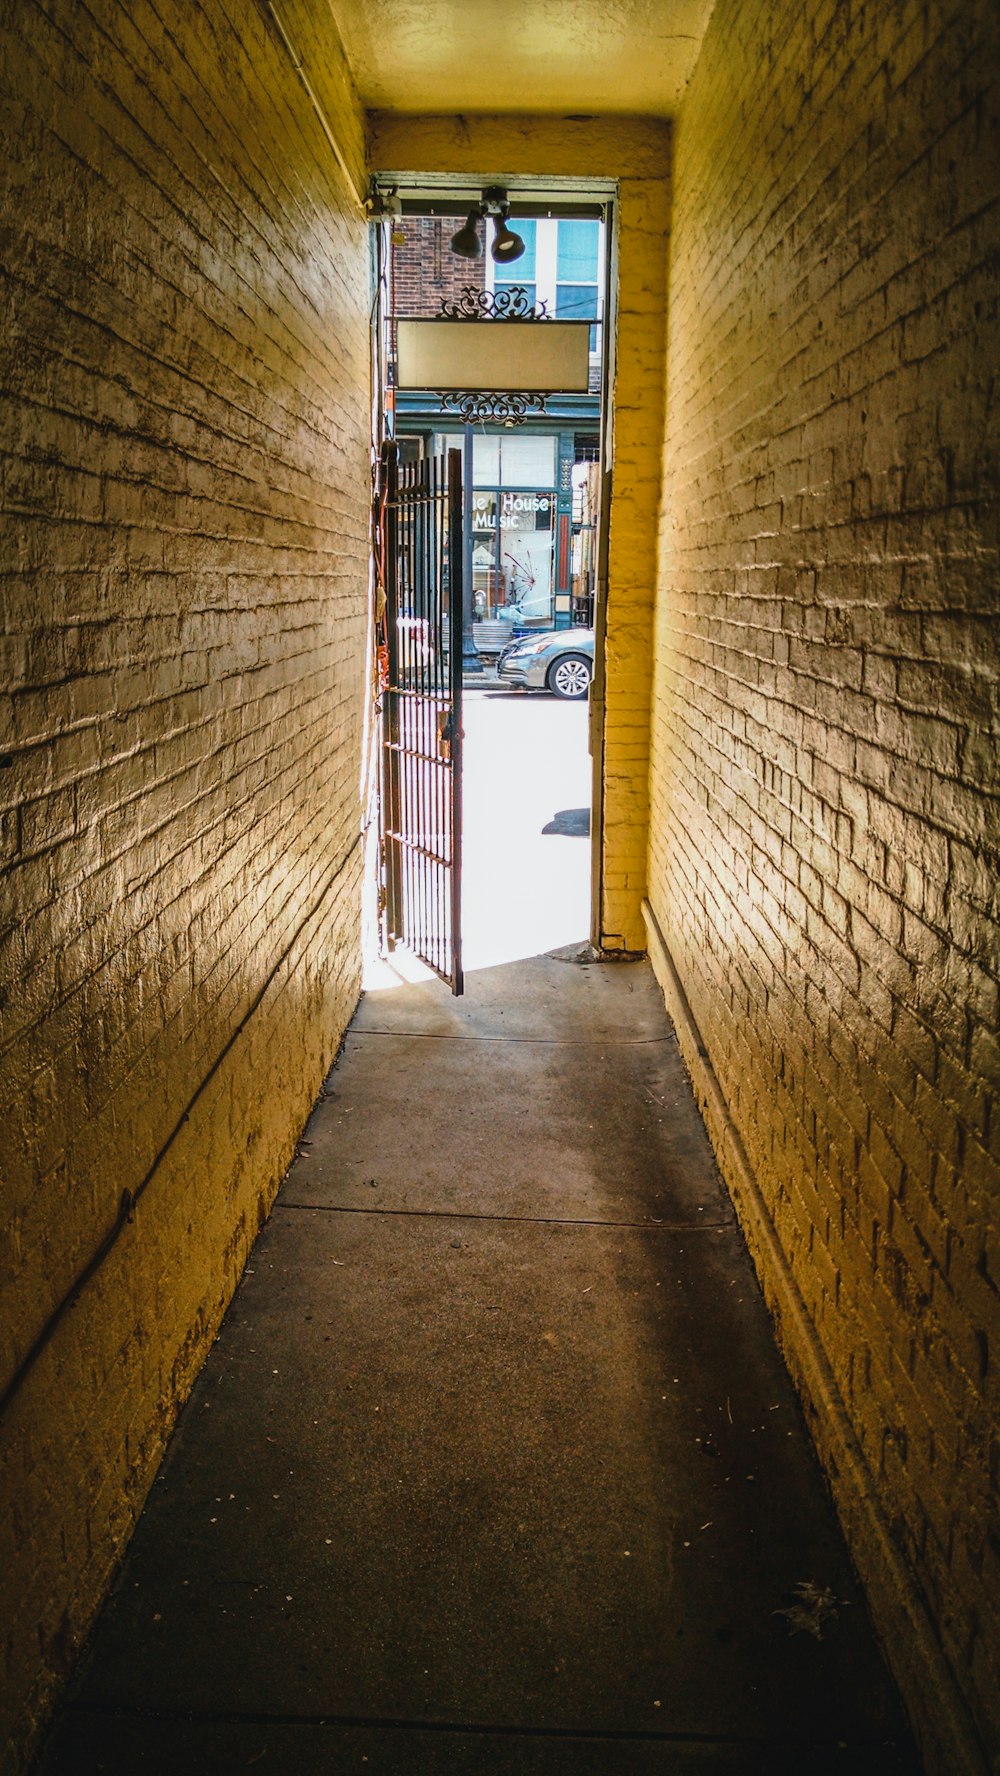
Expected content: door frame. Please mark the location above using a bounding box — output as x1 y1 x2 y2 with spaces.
368 175 619 960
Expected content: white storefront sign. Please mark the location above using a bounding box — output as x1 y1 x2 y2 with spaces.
396 319 591 394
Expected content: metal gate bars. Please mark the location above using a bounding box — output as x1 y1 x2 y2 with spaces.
378 442 464 995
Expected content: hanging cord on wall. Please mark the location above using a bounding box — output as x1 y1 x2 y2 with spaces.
263 0 367 215
351 220 394 959
0 834 362 1426
361 223 391 850
370 217 391 633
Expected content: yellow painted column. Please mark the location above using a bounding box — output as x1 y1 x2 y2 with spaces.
599 172 670 950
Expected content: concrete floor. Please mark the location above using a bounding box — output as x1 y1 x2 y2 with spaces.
38 953 920 1774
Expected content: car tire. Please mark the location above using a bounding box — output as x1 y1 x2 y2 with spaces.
548 653 592 699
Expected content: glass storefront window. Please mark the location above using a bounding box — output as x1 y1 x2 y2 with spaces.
471 490 499 619
430 431 559 626
570 459 600 625
472 435 500 486
498 488 553 623
498 434 555 486
473 434 555 487
467 433 557 624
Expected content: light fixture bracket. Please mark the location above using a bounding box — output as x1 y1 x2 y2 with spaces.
367 184 402 219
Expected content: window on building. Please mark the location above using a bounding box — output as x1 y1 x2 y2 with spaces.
556 219 599 284
493 218 537 312
485 215 603 343
398 435 423 467
555 220 601 348
571 457 601 627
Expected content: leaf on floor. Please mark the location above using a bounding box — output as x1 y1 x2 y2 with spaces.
774 1580 843 1638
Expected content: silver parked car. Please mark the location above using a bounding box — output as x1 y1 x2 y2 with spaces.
496 627 594 699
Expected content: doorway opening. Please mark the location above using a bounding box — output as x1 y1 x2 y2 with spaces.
366 180 616 990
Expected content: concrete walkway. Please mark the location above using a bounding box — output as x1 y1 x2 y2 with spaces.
39 954 919 1774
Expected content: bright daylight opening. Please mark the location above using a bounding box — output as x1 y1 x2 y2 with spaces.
365 195 609 989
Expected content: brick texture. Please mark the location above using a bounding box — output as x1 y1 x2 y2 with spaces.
392 215 486 317
0 3 370 1768
648 1 999 1770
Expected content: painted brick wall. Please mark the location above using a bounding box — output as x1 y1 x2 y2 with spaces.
0 3 370 1767
647 1 999 1770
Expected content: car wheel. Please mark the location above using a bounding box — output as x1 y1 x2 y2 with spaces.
548 653 592 699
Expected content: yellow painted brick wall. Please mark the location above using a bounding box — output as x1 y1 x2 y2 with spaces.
648 1 999 1770
368 114 670 950
0 3 370 1768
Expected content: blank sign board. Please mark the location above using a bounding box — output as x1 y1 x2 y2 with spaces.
396 319 591 394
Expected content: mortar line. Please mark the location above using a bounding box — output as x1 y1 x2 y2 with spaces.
348 1028 674 1046
275 1200 733 1232
61 1698 907 1751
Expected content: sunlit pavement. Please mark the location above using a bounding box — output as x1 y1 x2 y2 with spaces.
365 686 592 988
461 688 591 969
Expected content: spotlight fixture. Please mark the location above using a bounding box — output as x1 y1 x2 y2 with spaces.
490 207 526 265
448 187 526 263
450 207 484 259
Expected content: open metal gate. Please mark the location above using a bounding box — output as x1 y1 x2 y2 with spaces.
378 441 464 995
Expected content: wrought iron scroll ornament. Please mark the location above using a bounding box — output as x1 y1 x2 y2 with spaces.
436 284 551 422
438 390 550 422
438 287 549 322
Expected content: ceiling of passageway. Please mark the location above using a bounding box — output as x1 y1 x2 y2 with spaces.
327 0 716 117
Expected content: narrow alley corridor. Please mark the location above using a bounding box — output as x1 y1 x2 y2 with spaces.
38 956 917 1774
